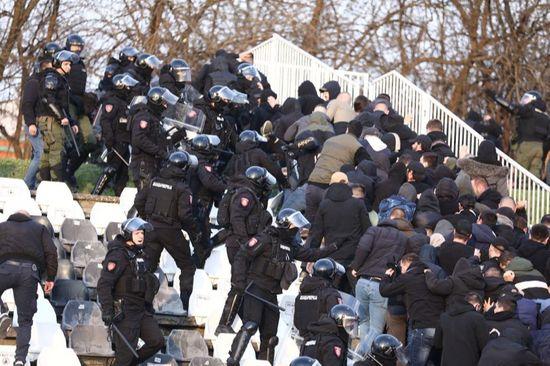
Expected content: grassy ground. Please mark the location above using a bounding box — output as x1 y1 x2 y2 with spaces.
0 158 116 195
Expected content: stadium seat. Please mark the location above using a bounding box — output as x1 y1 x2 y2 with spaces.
47 200 85 233
160 250 178 283
189 357 224 366
0 178 30 210
37 346 81 366
188 270 215 325
243 361 271 366
53 237 67 259
1 290 15 312
0 345 18 365
203 281 232 340
35 181 73 214
212 333 256 364
153 281 185 316
59 218 98 250
82 260 103 289
0 213 5 223
70 240 107 275
61 300 102 331
166 329 209 362
50 279 90 315
89 202 126 236
119 187 137 214
204 245 231 285
28 323 67 360
69 324 114 357
3 196 41 217
155 268 169 289
56 259 76 280
13 297 57 327
274 313 300 366
139 353 178 366
103 221 122 244
31 215 54 237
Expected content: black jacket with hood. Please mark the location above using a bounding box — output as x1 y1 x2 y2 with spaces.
273 98 303 140
297 80 325 115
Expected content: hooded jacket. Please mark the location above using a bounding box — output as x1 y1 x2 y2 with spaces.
308 183 371 265
484 310 532 348
478 329 541 366
428 130 455 164
341 162 376 211
297 80 325 115
320 81 341 101
456 158 509 197
437 241 475 276
426 257 485 308
470 224 496 251
373 162 407 211
274 98 303 139
505 257 549 299
517 239 550 282
434 302 489 366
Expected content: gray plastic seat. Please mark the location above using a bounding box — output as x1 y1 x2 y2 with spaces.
56 259 76 280
53 237 66 259
139 353 178 366
50 279 90 315
189 357 224 366
59 218 97 250
153 284 185 316
103 221 122 244
69 324 114 356
82 260 102 289
70 240 107 273
61 300 102 331
166 329 208 362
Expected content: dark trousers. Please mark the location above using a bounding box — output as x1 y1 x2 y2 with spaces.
130 157 157 191
113 308 164 366
0 262 39 362
242 283 279 360
107 142 130 196
305 184 326 223
145 227 195 308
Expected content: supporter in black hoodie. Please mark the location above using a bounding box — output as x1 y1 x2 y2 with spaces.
297 80 325 115
273 98 303 140
373 162 407 211
517 224 550 281
478 328 541 366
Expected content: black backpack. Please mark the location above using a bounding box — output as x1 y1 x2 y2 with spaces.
216 186 256 228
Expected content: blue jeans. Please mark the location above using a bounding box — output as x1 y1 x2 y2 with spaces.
355 278 388 354
281 184 307 212
407 327 435 366
23 125 43 189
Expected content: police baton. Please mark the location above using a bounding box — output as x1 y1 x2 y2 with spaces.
111 148 130 167
243 282 285 312
110 323 139 359
64 124 81 157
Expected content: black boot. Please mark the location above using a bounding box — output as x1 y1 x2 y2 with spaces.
227 321 258 366
267 336 279 364
215 289 242 335
180 291 191 316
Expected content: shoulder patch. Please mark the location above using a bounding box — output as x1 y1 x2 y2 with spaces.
139 120 148 129
240 197 250 207
107 262 117 272
205 165 212 172
248 237 258 247
333 346 342 358
105 104 113 113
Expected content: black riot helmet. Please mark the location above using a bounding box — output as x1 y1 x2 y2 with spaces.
276 208 310 229
289 356 321 366
113 73 139 90
65 34 84 53
104 64 118 79
43 42 62 58
136 53 162 70
313 258 345 281
245 166 276 190
190 134 221 153
330 304 359 336
121 217 153 241
520 90 546 111
119 46 139 64
167 151 198 172
237 62 261 81
147 86 179 107
371 334 403 360
169 59 192 83
52 50 79 69
239 130 268 145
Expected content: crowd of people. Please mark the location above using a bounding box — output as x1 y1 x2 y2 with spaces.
8 33 550 366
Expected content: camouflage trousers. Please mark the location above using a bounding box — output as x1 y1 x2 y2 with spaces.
37 116 65 181
515 141 543 178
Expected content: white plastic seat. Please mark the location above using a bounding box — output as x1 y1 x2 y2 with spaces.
28 323 67 360
119 187 137 214
0 345 19 365
212 333 256 364
139 353 178 366
188 270 214 325
189 357 224 366
0 178 30 210
3 197 41 217
159 249 178 283
166 329 209 362
37 346 81 365
89 202 126 235
69 324 114 356
203 281 232 340
13 297 57 327
242 361 271 366
153 281 185 316
204 246 231 286
47 200 85 233
35 181 73 214
1 290 15 312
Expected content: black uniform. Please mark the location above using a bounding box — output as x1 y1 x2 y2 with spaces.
97 235 164 366
134 165 202 310
294 275 342 338
0 213 58 363
233 226 337 359
98 91 131 195
129 104 168 190
194 97 238 151
159 71 201 104
300 315 348 366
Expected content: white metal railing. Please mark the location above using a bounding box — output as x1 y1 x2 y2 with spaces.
249 34 549 225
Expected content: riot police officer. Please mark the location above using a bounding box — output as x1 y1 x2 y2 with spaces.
92 73 139 195
35 50 79 181
301 304 358 366
187 134 227 260
133 151 204 313
224 130 287 187
235 62 263 103
159 59 201 104
231 208 339 360
132 53 161 89
290 356 321 366
97 217 164 366
294 258 344 338
43 42 62 58
129 86 177 190
118 46 140 73
215 166 275 335
354 334 403 366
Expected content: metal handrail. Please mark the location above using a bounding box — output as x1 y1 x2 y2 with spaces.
248 34 549 225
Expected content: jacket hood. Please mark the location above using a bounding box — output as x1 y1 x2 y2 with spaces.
471 224 495 244
7 213 32 222
457 158 509 179
280 97 302 115
393 217 414 233
326 183 353 202
506 257 536 272
398 183 417 202
357 160 378 177
388 162 407 182
427 130 448 143
519 239 546 258
407 260 428 274
309 111 330 126
298 80 318 97
484 276 506 292
307 314 340 335
299 276 330 293
378 219 402 231
159 165 187 179
448 302 477 316
236 140 258 153
417 189 441 213
452 258 485 290
473 140 500 166
320 80 341 101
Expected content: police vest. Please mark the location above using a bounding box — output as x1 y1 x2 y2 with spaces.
111 247 159 303
144 177 180 225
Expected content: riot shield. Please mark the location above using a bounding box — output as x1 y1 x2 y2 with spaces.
162 102 205 134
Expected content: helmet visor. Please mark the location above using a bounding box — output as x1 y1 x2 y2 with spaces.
334 260 346 277
129 95 147 108
215 86 238 102
174 68 192 83
342 314 359 337
56 50 80 64
264 170 277 187
160 89 179 106
121 46 139 57
287 211 310 229
395 345 409 365
520 93 536 106
123 217 153 233
240 64 261 80
230 90 250 105
143 55 162 69
188 153 199 168
205 134 221 147
118 73 139 88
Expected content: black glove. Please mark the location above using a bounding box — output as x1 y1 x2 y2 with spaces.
102 312 113 326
